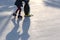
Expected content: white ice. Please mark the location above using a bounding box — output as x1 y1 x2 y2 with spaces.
0 0 60 40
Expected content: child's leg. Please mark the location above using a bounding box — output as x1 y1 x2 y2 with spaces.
18 7 22 18
15 8 19 13
18 7 21 15
13 6 19 16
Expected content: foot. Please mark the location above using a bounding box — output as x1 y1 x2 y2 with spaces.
13 13 16 16
18 15 22 19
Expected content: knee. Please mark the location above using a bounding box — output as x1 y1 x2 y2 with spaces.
17 6 21 9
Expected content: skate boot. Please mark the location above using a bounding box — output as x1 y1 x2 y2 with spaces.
13 13 16 17
18 15 22 19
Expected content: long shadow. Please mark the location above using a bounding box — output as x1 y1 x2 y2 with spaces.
6 17 21 40
43 0 60 8
0 0 15 12
0 14 12 36
21 17 30 40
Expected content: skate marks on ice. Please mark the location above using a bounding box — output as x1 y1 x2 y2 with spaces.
0 0 15 12
0 5 15 12
6 17 30 40
43 0 60 8
0 14 12 36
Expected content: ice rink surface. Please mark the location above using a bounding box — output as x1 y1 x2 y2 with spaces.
0 0 60 40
